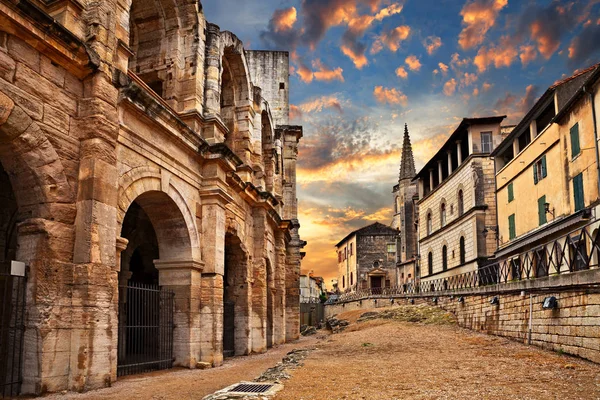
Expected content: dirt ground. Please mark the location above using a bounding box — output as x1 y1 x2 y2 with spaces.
39 306 600 400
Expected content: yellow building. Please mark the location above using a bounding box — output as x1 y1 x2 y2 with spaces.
493 63 600 271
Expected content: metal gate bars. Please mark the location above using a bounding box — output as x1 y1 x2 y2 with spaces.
117 282 175 377
0 266 26 399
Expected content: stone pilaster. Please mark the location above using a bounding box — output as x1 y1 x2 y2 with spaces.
274 229 287 345
250 207 267 353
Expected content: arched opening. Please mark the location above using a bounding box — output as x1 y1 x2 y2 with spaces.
117 190 192 376
266 258 274 349
262 111 275 192
426 213 432 235
428 252 433 275
223 233 249 357
0 162 17 271
459 237 466 264
221 56 236 139
458 190 464 216
442 245 448 271
440 202 447 227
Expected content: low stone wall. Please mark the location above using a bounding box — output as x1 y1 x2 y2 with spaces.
325 288 600 364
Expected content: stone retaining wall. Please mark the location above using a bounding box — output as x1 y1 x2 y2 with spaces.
325 288 600 364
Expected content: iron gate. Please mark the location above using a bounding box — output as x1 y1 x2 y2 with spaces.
117 282 175 377
0 265 26 399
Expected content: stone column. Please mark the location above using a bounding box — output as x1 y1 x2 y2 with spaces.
112 237 129 381
274 230 286 345
457 140 463 165
251 207 268 353
285 222 302 341
155 259 204 368
437 160 443 183
447 150 453 175
203 23 221 117
429 169 434 191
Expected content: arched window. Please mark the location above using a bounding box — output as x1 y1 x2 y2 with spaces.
460 237 466 264
441 203 447 227
428 252 433 275
427 213 432 235
442 245 448 271
458 190 464 216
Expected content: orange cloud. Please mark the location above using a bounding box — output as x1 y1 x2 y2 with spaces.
458 0 508 50
296 62 314 83
298 95 343 114
405 55 421 71
438 62 449 75
373 86 408 106
395 66 408 79
290 104 302 120
341 45 369 69
272 7 297 32
424 36 442 55
519 44 537 66
450 53 471 70
312 59 345 82
473 87 480 96
461 72 478 87
371 25 411 53
482 82 493 91
473 36 518 72
443 78 457 96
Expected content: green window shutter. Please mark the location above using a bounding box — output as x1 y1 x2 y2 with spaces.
541 155 547 178
508 183 514 202
538 195 547 226
533 163 538 184
573 173 584 211
508 214 516 240
570 123 580 158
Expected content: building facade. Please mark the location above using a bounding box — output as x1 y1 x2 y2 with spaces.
415 117 506 285
299 274 325 302
492 64 600 271
0 0 303 395
335 222 399 292
392 124 419 286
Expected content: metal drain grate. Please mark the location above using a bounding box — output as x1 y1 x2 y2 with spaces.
228 383 275 394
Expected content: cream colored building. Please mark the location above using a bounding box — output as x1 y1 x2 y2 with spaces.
493 63 600 269
415 117 506 285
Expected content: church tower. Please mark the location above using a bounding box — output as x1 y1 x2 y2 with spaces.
392 124 418 283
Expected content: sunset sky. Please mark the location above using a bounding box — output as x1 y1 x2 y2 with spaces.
204 0 600 287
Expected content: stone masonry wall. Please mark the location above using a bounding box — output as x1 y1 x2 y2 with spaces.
325 289 600 365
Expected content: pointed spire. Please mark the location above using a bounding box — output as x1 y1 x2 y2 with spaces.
399 123 416 182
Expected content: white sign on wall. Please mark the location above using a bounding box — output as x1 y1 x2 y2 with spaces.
10 260 26 277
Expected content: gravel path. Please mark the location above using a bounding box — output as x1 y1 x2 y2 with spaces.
275 310 600 400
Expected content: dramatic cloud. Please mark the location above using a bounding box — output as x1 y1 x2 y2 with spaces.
494 84 540 122
371 25 411 54
423 36 442 55
443 78 457 96
568 20 600 64
373 86 408 106
519 44 538 66
313 59 345 82
395 66 408 79
461 72 478 87
272 7 298 32
405 55 422 71
298 95 344 114
473 36 519 72
438 62 449 75
458 0 508 50
296 59 315 83
290 104 302 121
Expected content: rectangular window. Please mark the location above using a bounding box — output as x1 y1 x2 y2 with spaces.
387 244 396 253
570 122 580 159
508 214 516 240
349 243 353 255
573 173 584 212
533 155 547 184
538 195 547 226
481 131 493 153
508 182 514 203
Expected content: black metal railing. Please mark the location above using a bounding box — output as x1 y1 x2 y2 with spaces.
336 220 600 303
117 282 175 377
0 264 27 399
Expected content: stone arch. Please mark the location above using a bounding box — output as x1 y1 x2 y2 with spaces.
117 167 200 262
219 32 252 107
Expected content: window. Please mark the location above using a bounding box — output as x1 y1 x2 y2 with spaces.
570 122 580 159
442 245 448 271
533 155 547 184
508 182 514 203
538 195 547 226
342 275 345 288
428 252 433 275
387 243 396 261
350 272 353 286
279 82 285 90
427 213 432 235
518 129 531 152
481 131 493 153
573 173 584 212
440 203 447 227
459 237 466 264
349 243 353 256
344 248 347 260
458 190 464 216
508 214 516 240
536 101 555 134
338 251 341 263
